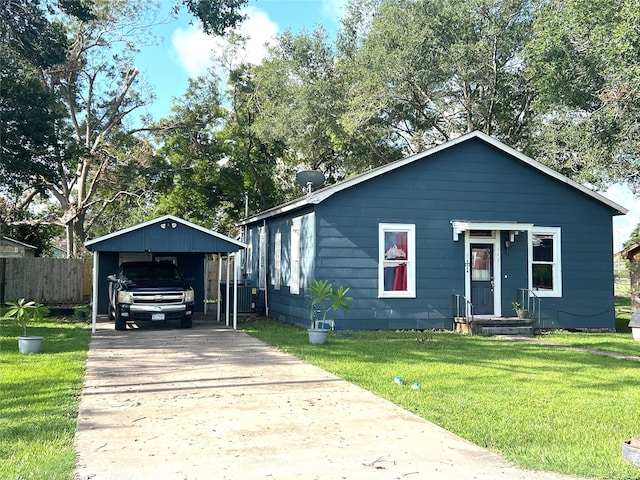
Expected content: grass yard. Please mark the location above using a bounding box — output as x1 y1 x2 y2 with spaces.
1 295 638 479
239 316 640 480
0 316 91 480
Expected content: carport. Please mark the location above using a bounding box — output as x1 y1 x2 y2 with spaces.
84 215 246 333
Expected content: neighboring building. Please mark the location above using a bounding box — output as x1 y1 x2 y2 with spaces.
238 131 627 331
0 237 37 258
620 242 640 311
48 239 68 258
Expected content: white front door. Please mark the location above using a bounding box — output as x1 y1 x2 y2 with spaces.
464 231 501 317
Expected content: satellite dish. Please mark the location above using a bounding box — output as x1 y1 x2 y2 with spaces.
295 170 325 194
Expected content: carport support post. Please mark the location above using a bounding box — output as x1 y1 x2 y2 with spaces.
217 253 222 322
225 255 230 327
233 252 238 330
91 251 99 333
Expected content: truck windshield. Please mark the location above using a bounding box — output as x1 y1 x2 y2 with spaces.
122 264 181 281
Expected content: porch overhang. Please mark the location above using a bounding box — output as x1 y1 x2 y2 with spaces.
450 221 534 241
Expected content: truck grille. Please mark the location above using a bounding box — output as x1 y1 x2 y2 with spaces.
131 291 184 304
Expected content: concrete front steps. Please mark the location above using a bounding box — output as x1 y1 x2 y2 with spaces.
454 316 536 337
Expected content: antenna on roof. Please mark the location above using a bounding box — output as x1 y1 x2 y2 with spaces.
295 170 325 195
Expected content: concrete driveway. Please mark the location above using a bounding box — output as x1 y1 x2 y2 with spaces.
74 315 584 480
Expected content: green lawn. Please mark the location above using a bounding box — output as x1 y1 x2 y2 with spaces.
0 317 91 480
2 298 639 480
239 316 640 480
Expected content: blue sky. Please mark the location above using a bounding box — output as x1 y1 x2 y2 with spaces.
134 0 346 121
131 0 637 249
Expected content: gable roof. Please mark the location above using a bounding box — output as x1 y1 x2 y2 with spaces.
0 236 37 250
620 241 640 260
238 131 627 226
85 214 246 252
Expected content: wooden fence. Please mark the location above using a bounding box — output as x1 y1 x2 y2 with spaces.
1 257 92 305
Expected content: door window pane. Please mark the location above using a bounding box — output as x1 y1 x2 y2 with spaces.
471 247 491 281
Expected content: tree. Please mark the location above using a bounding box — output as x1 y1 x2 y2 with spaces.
526 0 640 191
150 76 231 229
2 0 251 256
338 0 535 154
178 0 248 35
151 36 291 230
249 27 399 184
0 0 80 191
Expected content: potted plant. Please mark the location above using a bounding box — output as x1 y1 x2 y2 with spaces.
307 279 353 344
4 298 49 354
512 301 528 319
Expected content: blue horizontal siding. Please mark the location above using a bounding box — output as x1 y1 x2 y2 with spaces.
254 138 617 330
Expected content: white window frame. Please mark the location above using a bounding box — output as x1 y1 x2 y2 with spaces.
528 226 562 297
378 223 416 298
290 218 301 295
246 230 253 275
274 231 282 290
258 226 267 289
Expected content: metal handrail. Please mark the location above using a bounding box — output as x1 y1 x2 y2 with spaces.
453 294 473 320
517 288 541 326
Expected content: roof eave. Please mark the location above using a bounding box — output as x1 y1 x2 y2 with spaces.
85 215 246 250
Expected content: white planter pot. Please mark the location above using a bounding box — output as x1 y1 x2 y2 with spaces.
307 328 329 345
18 336 43 354
632 327 640 341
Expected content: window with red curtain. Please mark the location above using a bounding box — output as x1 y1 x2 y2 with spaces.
380 224 415 298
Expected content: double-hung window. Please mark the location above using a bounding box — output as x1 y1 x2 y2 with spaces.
379 223 416 298
290 218 301 295
274 231 281 290
529 227 562 297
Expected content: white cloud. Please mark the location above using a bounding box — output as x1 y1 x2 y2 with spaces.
321 0 348 21
605 183 639 252
171 7 279 79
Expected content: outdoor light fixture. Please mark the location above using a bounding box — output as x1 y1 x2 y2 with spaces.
160 222 177 229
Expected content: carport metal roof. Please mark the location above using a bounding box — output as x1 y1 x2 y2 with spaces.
84 215 247 333
85 214 245 253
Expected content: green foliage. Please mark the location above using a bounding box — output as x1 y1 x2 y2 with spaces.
5 0 640 247
4 299 49 336
526 0 640 190
339 0 535 153
240 318 640 479
178 0 248 35
623 223 640 248
307 279 353 326
0 0 70 190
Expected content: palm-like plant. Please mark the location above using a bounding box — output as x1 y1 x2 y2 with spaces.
308 279 353 328
5 299 49 336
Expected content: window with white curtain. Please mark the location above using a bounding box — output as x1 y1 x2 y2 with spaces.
290 219 301 294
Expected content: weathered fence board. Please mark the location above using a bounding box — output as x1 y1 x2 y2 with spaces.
1 258 91 305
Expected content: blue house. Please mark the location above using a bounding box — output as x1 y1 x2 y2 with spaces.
237 132 627 331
